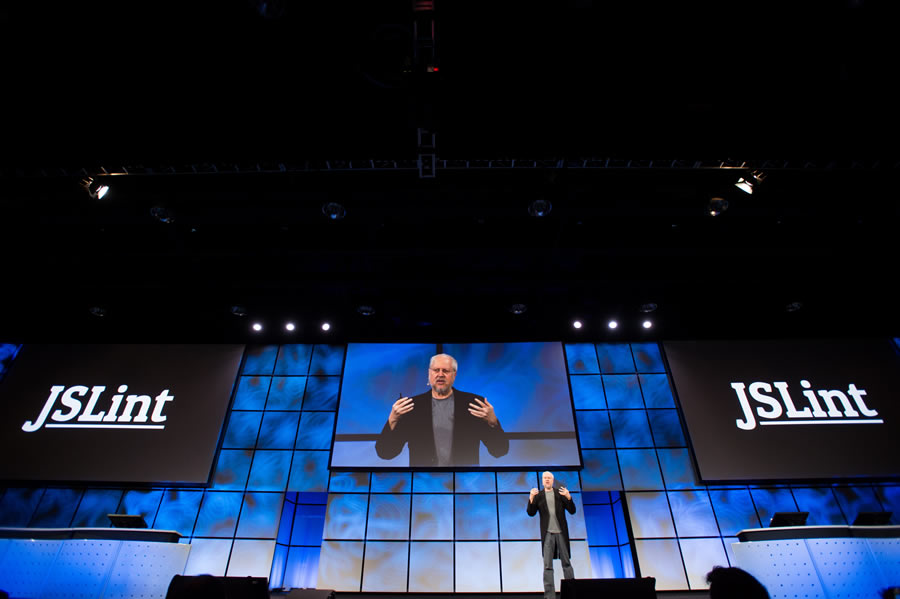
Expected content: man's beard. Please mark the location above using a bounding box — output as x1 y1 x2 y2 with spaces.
432 382 451 396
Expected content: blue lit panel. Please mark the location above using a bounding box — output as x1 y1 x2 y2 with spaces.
618 449 664 490
211 449 252 490
371 472 411 493
243 345 279 375
576 411 614 449
680 537 728 590
235 492 282 538
632 343 664 373
233 376 271 410
184 538 232 576
583 503 617 546
875 485 900 523
580 450 622 491
498 541 543 592
366 495 411 540
296 412 335 450
498 494 540 540
455 541 501 592
317 540 363 592
287 451 329 493
0 343 22 381
668 490 719 537
749 488 798 526
30 488 81 527
119 489 163 524
413 472 454 493
582 491 612 505
302 377 340 410
569 375 607 410
223 411 263 448
227 539 276 577
498 471 535 493
275 344 314 375
257 412 300 449
408 542 453 592
634 539 688 590
456 472 496 493
604 375 644 409
328 472 370 493
71 489 123 528
271 543 288 588
289 503 327 546
639 374 676 408
833 486 884 523
361 541 409 591
194 491 243 538
284 545 321 589
626 492 675 538
323 494 368 540
310 345 345 375
266 376 307 410
590 546 624 578
551 472 580 492
565 343 600 373
0 488 43 527
792 487 846 525
455 494 498 540
612 498 629 545
410 494 453 540
609 410 653 447
595 343 635 373
709 489 761 536
153 489 203 534
567 494 587 539
658 448 702 490
647 410 685 446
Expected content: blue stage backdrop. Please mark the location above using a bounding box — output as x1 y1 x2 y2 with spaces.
1 341 899 595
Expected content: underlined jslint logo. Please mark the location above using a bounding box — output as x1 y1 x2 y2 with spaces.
22 385 175 432
731 380 881 431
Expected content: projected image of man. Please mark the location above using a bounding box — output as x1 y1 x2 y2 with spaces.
375 353 509 466
527 471 576 599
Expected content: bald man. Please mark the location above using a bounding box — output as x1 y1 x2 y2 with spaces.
527 471 576 599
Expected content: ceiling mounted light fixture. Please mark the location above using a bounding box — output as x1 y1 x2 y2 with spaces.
509 303 527 315
639 303 658 313
528 198 552 217
708 197 729 216
735 170 766 194
322 202 347 220
357 305 376 316
80 177 109 200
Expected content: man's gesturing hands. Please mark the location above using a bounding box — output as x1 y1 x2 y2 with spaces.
388 396 414 430
468 397 499 427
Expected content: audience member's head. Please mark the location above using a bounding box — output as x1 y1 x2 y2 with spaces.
706 566 770 599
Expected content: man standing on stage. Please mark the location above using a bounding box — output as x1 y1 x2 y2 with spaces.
527 471 576 599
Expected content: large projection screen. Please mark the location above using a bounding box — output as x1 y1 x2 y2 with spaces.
0 344 245 485
664 339 900 482
331 342 581 469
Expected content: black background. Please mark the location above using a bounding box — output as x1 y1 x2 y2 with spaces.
664 339 900 482
0 344 245 485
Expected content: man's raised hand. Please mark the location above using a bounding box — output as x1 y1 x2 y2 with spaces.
468 397 499 427
388 396 415 430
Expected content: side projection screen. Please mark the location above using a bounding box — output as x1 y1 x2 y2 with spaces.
331 342 581 469
664 339 900 482
0 344 245 485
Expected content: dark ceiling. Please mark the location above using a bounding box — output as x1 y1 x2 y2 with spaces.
3 0 899 343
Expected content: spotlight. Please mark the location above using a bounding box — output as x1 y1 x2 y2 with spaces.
528 198 552 217
642 320 653 329
230 305 248 317
639 303 658 313
786 301 803 313
285 322 296 331
252 323 263 332
321 322 331 331
88 305 107 318
322 202 346 220
80 177 109 200
150 206 175 224
509 303 527 315
357 305 376 316
608 320 618 329
735 170 766 194
572 320 583 329
708 197 728 216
